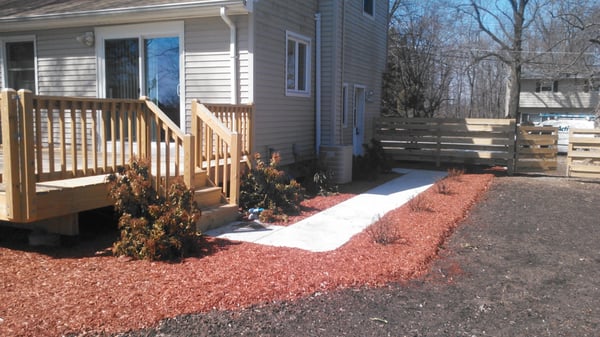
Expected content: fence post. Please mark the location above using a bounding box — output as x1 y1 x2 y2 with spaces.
17 90 37 220
508 121 516 175
435 119 442 167
0 89 22 220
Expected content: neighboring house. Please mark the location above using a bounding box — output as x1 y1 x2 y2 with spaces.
0 0 388 170
518 72 599 152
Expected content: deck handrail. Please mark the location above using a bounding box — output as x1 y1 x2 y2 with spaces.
0 89 195 221
191 100 241 205
204 103 253 156
0 88 249 221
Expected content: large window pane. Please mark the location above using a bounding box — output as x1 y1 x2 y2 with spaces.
287 39 296 90
297 43 306 91
145 37 180 126
105 38 139 99
6 41 35 91
363 0 374 16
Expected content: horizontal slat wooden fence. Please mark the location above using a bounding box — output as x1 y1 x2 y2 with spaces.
567 128 600 178
515 126 558 172
374 118 515 173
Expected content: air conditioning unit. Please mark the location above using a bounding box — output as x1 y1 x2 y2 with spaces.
319 145 353 184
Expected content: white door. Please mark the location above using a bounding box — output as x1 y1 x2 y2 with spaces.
353 86 366 155
97 22 185 127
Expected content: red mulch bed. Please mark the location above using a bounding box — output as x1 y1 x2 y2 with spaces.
0 173 493 337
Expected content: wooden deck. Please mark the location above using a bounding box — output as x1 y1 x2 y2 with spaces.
0 89 253 234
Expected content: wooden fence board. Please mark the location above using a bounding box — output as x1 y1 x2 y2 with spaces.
515 126 558 172
375 117 516 172
567 129 600 178
375 118 560 174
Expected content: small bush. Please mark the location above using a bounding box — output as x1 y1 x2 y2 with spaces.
107 158 201 261
435 178 452 195
288 159 338 197
240 152 304 217
353 139 391 180
366 216 403 245
312 168 338 196
258 208 288 223
447 167 465 181
407 193 433 212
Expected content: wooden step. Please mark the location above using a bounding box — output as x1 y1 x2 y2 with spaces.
194 186 225 207
193 171 208 187
196 204 240 232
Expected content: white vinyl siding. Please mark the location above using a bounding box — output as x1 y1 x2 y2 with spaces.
520 78 600 111
318 0 343 146
337 0 387 145
184 15 250 130
36 28 97 96
252 0 318 164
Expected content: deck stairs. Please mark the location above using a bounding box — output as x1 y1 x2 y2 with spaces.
191 170 240 232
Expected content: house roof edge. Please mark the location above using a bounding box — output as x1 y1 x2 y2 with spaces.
0 1 248 32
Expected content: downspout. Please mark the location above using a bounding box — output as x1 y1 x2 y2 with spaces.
220 6 238 104
315 12 322 156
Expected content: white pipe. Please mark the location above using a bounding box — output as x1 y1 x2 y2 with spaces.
315 12 322 155
220 6 238 104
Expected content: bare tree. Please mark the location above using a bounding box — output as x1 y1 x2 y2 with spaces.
383 1 454 117
463 0 600 118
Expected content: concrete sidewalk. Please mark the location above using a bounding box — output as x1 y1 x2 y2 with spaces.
205 168 446 252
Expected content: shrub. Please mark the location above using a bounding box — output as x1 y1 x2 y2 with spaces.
288 159 338 197
311 167 338 196
407 193 433 212
107 158 201 261
447 167 465 181
435 178 452 195
239 152 304 218
353 139 391 180
366 216 403 245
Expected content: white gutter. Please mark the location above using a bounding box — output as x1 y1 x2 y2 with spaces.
315 13 322 155
220 6 238 105
0 1 247 32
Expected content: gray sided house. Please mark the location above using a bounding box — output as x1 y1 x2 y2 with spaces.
0 0 388 177
518 72 600 152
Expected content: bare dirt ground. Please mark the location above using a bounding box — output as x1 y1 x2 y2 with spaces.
116 173 600 337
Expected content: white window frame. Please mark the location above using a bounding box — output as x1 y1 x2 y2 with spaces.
285 31 311 97
95 21 185 127
535 80 558 93
1 35 38 93
363 0 375 17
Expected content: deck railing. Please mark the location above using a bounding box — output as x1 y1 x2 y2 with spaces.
191 100 248 205
204 103 253 156
0 88 251 221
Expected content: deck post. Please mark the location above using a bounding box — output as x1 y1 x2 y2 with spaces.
229 132 240 205
1 89 22 220
184 134 195 190
17 90 37 220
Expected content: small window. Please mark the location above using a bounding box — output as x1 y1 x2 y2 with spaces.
5 40 36 92
363 0 374 16
584 79 600 93
286 31 311 96
535 80 557 93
